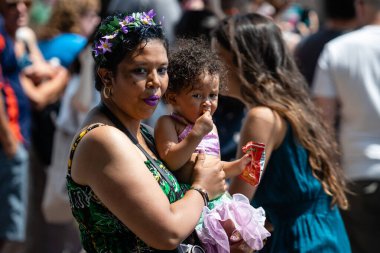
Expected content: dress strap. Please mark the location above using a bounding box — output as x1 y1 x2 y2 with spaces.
99 102 174 186
67 123 105 176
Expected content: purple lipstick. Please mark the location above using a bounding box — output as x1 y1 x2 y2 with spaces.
143 95 160 106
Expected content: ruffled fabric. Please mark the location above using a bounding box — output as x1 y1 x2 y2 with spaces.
196 194 270 253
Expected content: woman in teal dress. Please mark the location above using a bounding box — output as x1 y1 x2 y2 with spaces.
65 11 228 252
212 13 351 252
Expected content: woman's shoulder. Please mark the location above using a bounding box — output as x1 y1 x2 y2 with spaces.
76 123 136 155
70 123 142 185
243 106 287 148
72 110 137 157
246 106 277 124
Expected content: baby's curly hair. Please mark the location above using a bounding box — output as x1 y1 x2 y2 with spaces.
167 37 226 98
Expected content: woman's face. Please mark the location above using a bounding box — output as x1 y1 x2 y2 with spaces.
107 39 169 120
211 38 242 100
169 72 219 124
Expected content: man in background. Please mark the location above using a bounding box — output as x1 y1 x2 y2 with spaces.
312 0 380 252
295 0 357 87
0 0 33 251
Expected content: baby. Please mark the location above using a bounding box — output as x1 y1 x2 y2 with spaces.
154 38 270 252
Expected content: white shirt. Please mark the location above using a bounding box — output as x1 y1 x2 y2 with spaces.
312 25 380 180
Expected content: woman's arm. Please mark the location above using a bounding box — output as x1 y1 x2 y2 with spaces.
72 125 226 250
20 66 70 110
228 106 286 200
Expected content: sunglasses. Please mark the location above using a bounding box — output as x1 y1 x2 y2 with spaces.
5 0 33 9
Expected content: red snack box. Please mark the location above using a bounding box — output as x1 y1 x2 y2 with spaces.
239 141 266 186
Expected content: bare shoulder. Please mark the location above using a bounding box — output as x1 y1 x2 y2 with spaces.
155 114 185 138
155 115 177 135
246 106 277 124
155 114 175 127
241 106 287 151
70 124 139 185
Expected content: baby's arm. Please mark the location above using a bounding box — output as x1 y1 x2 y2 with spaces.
155 115 201 170
221 154 251 178
154 111 214 171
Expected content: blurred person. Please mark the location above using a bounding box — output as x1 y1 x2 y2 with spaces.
312 0 380 252
41 0 101 245
212 13 351 253
0 0 33 252
0 6 70 252
24 0 100 252
294 0 357 87
0 6 71 251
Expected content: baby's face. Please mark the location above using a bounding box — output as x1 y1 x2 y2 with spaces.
172 73 219 124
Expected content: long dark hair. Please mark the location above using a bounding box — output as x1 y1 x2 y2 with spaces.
212 13 348 209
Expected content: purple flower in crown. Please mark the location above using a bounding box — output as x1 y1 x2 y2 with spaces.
93 10 159 65
93 43 101 57
141 9 156 25
119 15 135 34
96 39 113 54
121 26 128 34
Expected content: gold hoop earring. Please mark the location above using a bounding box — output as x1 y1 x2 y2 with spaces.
103 86 112 99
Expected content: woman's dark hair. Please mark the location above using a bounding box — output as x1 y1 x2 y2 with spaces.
93 12 168 91
212 13 348 209
166 37 225 100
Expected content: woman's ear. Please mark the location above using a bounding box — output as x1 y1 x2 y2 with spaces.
97 68 113 86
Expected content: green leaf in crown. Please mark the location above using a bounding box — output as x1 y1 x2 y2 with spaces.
93 10 157 66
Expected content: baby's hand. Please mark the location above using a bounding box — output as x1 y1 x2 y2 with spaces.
192 110 214 137
237 154 251 174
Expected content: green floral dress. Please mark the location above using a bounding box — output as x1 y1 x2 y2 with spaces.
67 123 188 253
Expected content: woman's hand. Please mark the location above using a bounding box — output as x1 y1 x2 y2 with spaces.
191 151 226 200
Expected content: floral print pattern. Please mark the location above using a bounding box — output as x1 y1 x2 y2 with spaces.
67 123 185 252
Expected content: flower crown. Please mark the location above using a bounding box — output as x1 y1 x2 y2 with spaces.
93 10 157 66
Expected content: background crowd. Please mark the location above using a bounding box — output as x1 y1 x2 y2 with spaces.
0 0 379 253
